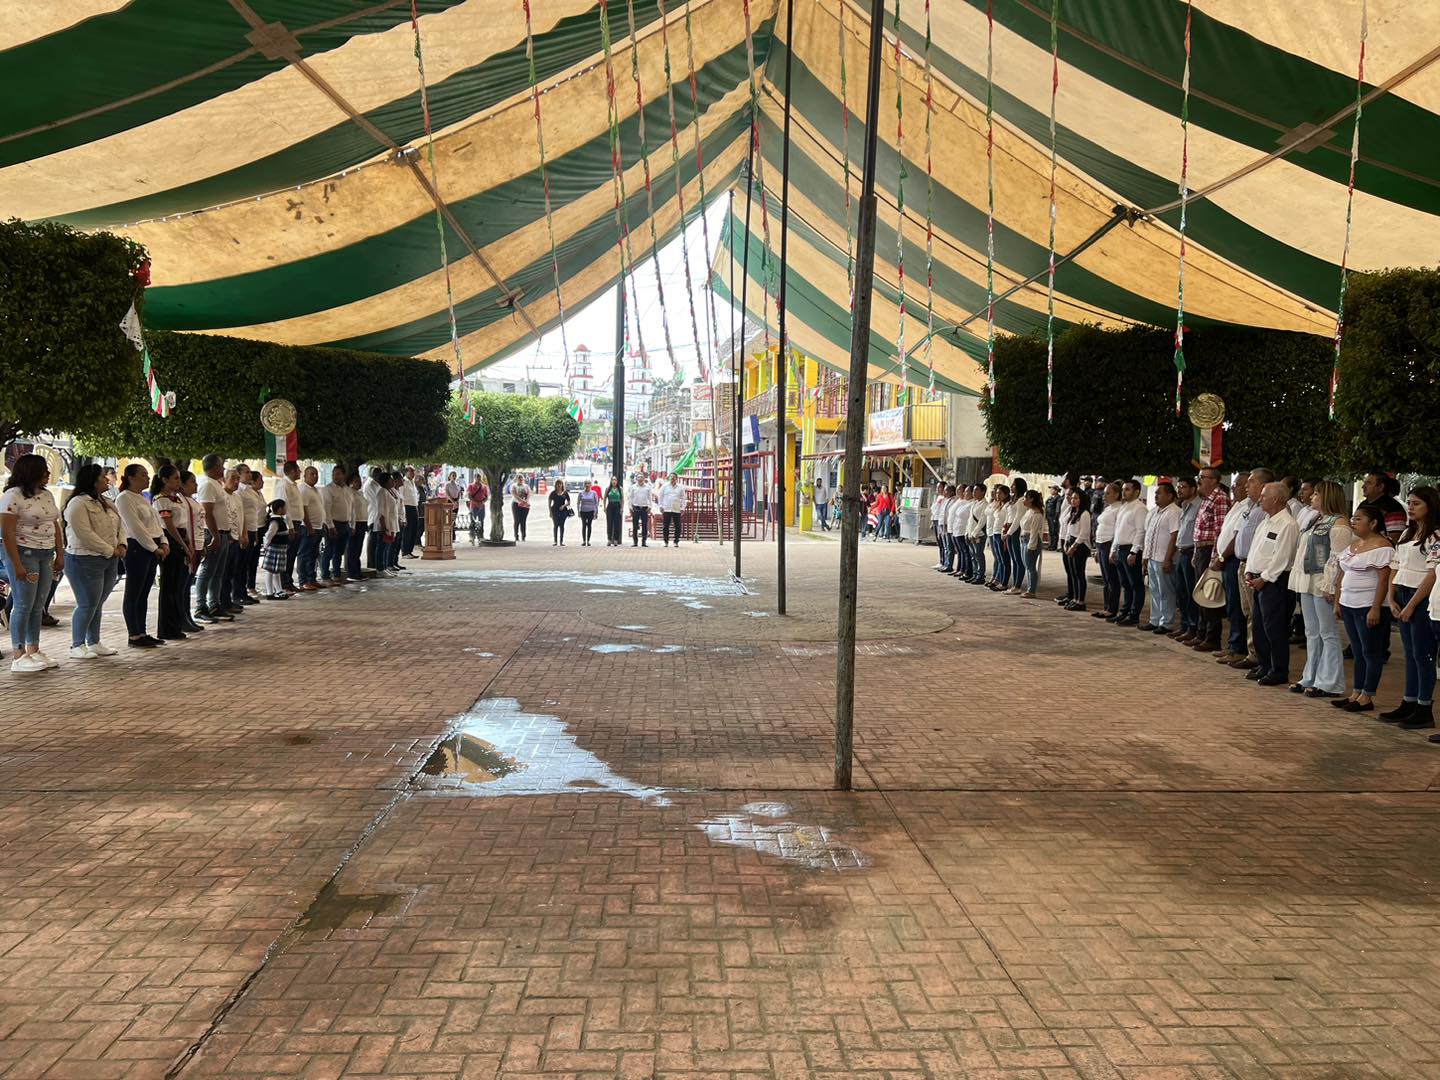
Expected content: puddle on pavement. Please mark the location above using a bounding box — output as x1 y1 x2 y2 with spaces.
782 643 915 657
420 733 523 784
298 881 405 933
743 611 770 618
462 648 497 656
616 624 650 631
443 569 746 596
697 800 870 870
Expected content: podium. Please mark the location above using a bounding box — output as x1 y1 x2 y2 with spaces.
422 500 455 560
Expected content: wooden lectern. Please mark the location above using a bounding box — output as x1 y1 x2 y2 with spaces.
422 500 456 560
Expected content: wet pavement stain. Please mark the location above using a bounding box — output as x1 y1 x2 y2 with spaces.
439 568 747 597
420 734 523 786
298 881 405 933
696 800 871 870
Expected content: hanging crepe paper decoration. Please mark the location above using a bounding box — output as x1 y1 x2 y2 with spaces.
119 301 170 417
409 1 474 423
741 0 775 350
624 0 680 374
522 0 570 370
681 0 723 382
892 0 909 388
1044 0 1059 421
1330 0 1368 418
567 398 586 422
922 0 937 396
1171 0 1192 416
984 0 996 397
839 0 854 310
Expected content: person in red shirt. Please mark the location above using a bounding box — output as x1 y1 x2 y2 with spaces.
873 484 895 542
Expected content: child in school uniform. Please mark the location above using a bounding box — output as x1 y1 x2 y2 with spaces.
260 499 290 600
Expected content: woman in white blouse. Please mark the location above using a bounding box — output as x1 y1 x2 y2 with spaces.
149 465 191 642
114 463 170 649
1288 480 1351 699
1331 504 1395 714
1014 490 1046 598
1381 486 1439 728
1 454 65 671
1059 489 1093 611
62 464 126 659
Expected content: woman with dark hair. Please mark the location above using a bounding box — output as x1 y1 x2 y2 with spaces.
149 465 191 641
604 477 624 546
1006 477 1030 590
1 454 65 671
1332 504 1395 713
1060 488 1093 611
62 463 126 659
178 471 205 631
1016 489 1045 598
114 462 169 649
987 485 1011 590
549 480 571 546
1382 485 1440 729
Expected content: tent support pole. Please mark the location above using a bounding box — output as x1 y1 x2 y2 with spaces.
734 144 756 579
775 0 796 615
613 280 626 487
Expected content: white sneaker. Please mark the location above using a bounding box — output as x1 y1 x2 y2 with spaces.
34 651 60 669
10 655 47 673
68 645 97 659
88 642 118 656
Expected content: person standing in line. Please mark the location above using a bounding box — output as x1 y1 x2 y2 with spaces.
1381 486 1439 729
296 466 326 591
659 473 687 547
986 486 1011 590
1332 505 1395 714
274 460 306 595
1140 481 1181 634
603 477 624 547
385 474 406 570
347 472 369 581
575 482 599 546
414 467 429 551
191 454 231 623
1189 468 1233 652
236 465 265 604
176 471 204 633
964 483 988 583
873 483 895 543
1016 490 1045 599
549 480 572 546
1090 483 1122 619
1109 480 1147 625
1045 485 1063 551
1226 469 1273 671
365 469 388 572
1 454 65 671
932 485 951 571
1210 471 1253 659
114 463 168 650
511 476 531 542
1060 488 1093 611
1243 481 1300 686
321 465 352 585
217 468 248 615
1005 478 1030 590
1289 479 1350 698
466 474 488 543
62 464 125 660
1171 477 1200 641
951 485 976 581
149 465 191 641
260 500 291 600
628 474 653 546
813 473 831 532
401 467 420 558
1358 471 1407 541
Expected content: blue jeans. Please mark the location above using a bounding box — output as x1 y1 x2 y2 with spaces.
193 531 230 612
1174 548 1198 632
1147 558 1176 629
1341 605 1388 695
1022 545 1040 594
1299 590 1345 694
876 508 891 540
5 547 54 650
990 535 1009 586
323 522 350 579
1096 541 1118 612
68 554 119 648
1395 585 1437 704
347 522 368 578
1221 555 1247 653
1011 534 1028 587
937 531 953 571
298 527 321 584
1114 544 1139 617
970 537 986 580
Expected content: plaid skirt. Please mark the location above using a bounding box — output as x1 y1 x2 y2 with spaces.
261 541 288 573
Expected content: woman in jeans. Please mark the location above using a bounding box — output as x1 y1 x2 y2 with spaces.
1090 483 1122 619
114 463 169 650
1060 488 1093 611
1007 477 1030 589
511 478 531 542
1331 505 1394 714
62 464 126 660
1015 490 1045 598
1381 486 1439 729
575 483 599 546
0 454 65 672
1288 480 1350 699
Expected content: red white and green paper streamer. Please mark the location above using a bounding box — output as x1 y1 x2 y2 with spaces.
922 0 937 397
567 398 586 422
741 0 775 352
892 0 908 394
1044 0 1059 421
682 0 723 382
410 0 475 424
839 0 854 309
522 0 571 374
264 425 299 472
119 302 170 418
625 0 679 374
1330 0 1368 418
1170 0 1192 417
984 0 996 397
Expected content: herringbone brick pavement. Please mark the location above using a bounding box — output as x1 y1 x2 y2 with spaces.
1 535 1436 1078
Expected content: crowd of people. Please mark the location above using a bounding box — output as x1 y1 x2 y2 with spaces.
502 473 689 548
1 454 435 672
931 469 1439 740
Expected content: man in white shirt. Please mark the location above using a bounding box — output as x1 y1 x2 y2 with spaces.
217 468 249 617
949 486 975 580
658 473 687 547
1139 481 1181 634
931 486 949 568
1111 478 1148 625
297 466 327 592
192 454 231 622
321 465 352 584
812 474 831 532
401 467 421 558
235 465 266 603
1244 481 1300 686
273 460 305 594
1209 471 1252 661
965 484 988 583
628 474 653 547
365 468 387 571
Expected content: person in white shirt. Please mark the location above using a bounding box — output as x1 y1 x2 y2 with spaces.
62 463 126 659
964 483 988 584
386 474 407 570
942 486 965 577
401 467 421 557
953 486 978 581
1014 490 1046 598
1110 479 1148 625
1289 479 1351 698
986 486 1011 590
931 486 950 569
273 460 305 594
296 466 328 591
628 474 653 547
321 465 352 584
1210 471 1253 661
658 474 687 547
1058 488 1093 611
218 468 249 614
812 474 831 532
1092 482 1122 618
191 454 231 621
1380 485 1439 727
346 472 369 580
1 454 65 670
238 467 267 600
1140 481 1182 633
1243 481 1301 685
1003 478 1030 593
114 462 170 648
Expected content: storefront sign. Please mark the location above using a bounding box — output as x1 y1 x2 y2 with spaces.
865 406 906 449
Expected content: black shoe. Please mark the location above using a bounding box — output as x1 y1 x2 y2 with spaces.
184 623 204 633
1245 668 1265 681
212 612 234 622
1331 697 1355 709
158 632 188 641
1304 688 1339 699
1399 709 1436 730
1343 700 1375 713
1054 596 1072 606
193 611 216 624
128 637 160 649
1379 701 1416 721
225 606 244 616
1257 674 1287 686
1288 683 1306 694
142 635 165 647
241 597 259 606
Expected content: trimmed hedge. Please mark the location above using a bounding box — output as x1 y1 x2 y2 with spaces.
1 219 148 445
81 331 451 462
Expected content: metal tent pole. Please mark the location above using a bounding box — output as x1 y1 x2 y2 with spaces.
734 141 756 579
613 280 626 487
775 0 795 616
835 0 888 792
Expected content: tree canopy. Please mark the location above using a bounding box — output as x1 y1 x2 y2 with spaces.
80 330 451 463
0 219 149 446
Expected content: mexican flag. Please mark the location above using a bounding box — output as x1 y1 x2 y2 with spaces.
265 428 298 472
567 398 585 422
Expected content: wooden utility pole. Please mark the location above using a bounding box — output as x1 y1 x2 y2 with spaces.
775 0 795 615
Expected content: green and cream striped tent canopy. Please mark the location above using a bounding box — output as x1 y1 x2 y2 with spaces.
5 2 1438 396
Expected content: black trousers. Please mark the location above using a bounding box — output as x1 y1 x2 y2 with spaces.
157 536 189 637
1252 571 1291 678
122 539 158 638
283 524 303 589
631 507 650 544
1192 544 1221 646
513 503 529 540
404 504 419 554
605 502 622 543
662 511 682 545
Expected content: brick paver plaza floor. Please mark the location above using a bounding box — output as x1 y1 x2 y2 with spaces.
3 535 1439 1079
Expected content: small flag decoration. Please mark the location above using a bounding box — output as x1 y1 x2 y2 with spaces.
567 398 585 422
673 433 702 474
119 301 170 418
264 427 299 472
1191 422 1223 468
